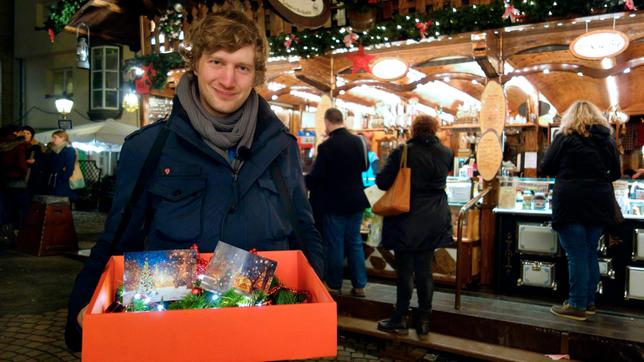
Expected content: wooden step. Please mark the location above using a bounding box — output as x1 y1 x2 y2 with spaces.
338 315 572 362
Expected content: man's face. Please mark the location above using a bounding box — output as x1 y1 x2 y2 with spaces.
194 46 257 117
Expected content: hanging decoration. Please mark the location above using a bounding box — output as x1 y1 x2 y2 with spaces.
123 52 184 92
343 31 359 47
284 34 299 50
346 45 375 74
415 20 434 39
502 4 524 23
134 64 157 95
48 28 56 43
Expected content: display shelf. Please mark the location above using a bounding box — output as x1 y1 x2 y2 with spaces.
493 207 552 216
442 123 543 130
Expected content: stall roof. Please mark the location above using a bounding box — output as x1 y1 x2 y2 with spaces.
35 119 139 148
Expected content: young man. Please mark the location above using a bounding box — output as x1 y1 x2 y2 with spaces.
65 10 324 351
306 108 369 297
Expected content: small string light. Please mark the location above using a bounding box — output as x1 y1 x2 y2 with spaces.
543 69 550 74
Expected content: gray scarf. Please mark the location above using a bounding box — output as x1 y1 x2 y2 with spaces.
176 72 258 172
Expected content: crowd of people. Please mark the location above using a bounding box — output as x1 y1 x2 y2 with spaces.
0 126 78 239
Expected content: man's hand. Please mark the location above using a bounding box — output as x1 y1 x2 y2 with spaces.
633 169 644 179
77 305 88 327
26 159 35 164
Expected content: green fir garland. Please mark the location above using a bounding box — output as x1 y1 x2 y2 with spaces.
44 0 642 89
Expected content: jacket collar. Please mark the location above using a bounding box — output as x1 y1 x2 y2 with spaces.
168 95 291 195
329 127 349 137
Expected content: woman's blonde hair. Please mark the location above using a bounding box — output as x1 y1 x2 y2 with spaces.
52 129 70 143
560 100 610 137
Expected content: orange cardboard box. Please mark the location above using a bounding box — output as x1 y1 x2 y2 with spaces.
83 251 337 361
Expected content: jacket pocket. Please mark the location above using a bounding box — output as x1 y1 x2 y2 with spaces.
245 175 291 243
148 177 206 243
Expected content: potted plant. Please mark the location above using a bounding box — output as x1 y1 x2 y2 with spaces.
342 0 381 32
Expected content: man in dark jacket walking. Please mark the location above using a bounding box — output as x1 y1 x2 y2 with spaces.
306 108 369 296
65 10 324 351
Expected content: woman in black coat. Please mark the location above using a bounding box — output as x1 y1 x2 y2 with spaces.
539 100 620 321
375 115 453 336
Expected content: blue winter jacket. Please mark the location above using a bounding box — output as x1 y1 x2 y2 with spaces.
65 96 324 351
47 145 77 199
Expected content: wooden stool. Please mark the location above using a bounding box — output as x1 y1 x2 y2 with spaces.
17 195 78 256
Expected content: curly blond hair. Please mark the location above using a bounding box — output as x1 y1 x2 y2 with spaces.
181 10 268 86
560 100 611 137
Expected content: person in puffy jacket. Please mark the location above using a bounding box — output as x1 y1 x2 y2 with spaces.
65 10 324 351
375 115 453 336
45 130 77 200
540 100 621 321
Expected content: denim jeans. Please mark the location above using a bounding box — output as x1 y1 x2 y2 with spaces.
322 212 368 290
394 250 434 314
557 223 604 309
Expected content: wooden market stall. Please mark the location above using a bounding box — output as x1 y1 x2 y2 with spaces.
51 0 644 292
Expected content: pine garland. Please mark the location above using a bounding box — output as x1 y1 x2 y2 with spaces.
114 277 307 313
44 0 642 89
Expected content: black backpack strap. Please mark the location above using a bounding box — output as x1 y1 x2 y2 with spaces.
269 160 303 249
109 120 171 253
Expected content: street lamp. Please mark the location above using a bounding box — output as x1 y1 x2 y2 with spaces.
55 96 74 129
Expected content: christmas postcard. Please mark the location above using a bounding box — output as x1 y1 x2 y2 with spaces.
201 242 277 295
123 249 196 304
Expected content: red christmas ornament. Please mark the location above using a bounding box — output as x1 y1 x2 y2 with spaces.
343 31 358 47
502 5 523 23
47 28 55 43
191 287 204 296
346 45 375 74
283 34 299 50
134 64 157 95
415 20 434 39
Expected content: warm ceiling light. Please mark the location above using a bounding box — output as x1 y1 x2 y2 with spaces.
370 57 409 81
570 30 630 60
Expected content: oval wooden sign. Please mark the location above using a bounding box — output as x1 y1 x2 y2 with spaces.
479 81 506 135
477 130 503 181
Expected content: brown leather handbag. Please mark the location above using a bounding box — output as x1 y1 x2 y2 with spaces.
372 143 411 216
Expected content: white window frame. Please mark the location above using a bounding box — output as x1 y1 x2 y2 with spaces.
90 46 120 111
52 68 73 96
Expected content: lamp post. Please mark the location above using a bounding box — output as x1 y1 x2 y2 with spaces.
55 97 74 129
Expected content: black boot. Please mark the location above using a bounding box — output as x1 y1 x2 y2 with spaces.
415 311 431 336
377 310 408 336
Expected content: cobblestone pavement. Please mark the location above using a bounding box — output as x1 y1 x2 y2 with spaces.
0 309 79 361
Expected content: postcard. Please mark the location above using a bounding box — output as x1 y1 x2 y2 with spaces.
201 241 277 295
123 249 196 304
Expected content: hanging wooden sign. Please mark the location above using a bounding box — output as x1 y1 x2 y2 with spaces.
267 0 331 28
315 94 333 149
477 130 503 181
479 80 506 135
